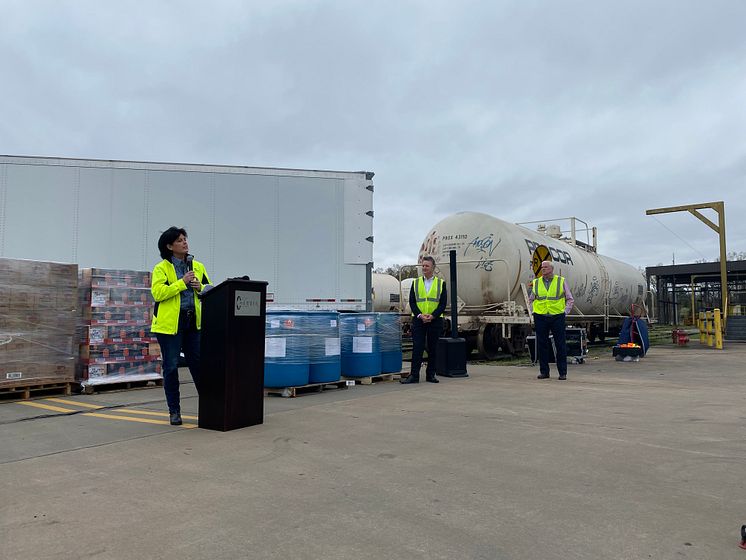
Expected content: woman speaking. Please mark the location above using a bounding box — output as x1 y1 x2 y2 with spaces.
151 226 210 425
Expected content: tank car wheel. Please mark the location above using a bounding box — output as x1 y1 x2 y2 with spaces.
476 324 501 360
589 326 606 343
501 332 528 356
465 335 477 355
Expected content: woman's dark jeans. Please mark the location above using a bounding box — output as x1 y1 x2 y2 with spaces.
156 320 201 413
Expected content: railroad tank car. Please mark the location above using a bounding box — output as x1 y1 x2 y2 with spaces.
400 277 416 315
371 273 402 312
417 212 647 357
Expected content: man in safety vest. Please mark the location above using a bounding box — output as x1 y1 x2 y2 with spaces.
401 256 448 384
529 260 574 380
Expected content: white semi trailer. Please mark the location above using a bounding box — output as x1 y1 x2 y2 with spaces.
0 155 374 310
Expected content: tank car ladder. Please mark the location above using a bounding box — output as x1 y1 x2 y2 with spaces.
521 282 533 326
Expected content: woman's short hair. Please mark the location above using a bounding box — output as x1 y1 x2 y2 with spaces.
158 227 187 259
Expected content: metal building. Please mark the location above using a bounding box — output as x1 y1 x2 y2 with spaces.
646 260 746 339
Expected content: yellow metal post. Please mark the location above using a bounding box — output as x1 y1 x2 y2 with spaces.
706 311 714 347
698 312 705 344
690 278 696 326
714 309 723 350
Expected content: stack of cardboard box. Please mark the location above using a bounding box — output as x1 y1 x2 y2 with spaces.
0 258 77 387
77 268 162 387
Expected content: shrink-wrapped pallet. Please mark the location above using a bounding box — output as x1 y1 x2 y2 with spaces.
0 258 77 388
77 268 162 387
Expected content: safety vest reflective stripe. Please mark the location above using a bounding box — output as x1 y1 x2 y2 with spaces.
415 278 442 303
415 277 442 315
532 276 566 315
532 276 564 300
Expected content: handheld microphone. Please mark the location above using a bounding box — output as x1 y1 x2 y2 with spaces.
185 254 198 294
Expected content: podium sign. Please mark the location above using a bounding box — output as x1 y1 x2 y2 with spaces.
234 291 261 316
198 278 268 431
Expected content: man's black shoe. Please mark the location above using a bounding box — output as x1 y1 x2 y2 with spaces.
558 375 567 381
400 376 419 384
169 412 183 425
537 374 550 379
425 377 439 383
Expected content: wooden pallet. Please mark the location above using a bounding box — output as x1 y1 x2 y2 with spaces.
0 380 73 401
343 373 399 385
75 378 164 395
264 380 350 398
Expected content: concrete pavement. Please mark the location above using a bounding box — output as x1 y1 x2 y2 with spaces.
1 343 745 559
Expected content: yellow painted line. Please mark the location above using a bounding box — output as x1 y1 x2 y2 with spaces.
17 400 197 429
84 412 197 429
46 400 197 421
18 401 77 413
118 408 198 420
45 398 105 409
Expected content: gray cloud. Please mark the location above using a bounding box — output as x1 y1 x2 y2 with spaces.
1 0 745 271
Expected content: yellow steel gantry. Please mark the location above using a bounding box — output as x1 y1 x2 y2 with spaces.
646 201 728 328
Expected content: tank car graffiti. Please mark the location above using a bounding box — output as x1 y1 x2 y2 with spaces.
587 276 600 303
612 281 632 309
611 281 620 299
475 257 495 271
464 233 500 257
420 230 439 261
573 279 587 299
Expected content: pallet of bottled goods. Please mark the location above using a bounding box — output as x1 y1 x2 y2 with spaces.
77 268 162 390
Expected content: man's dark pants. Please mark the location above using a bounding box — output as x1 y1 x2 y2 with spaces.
533 312 567 377
410 316 443 380
156 311 201 413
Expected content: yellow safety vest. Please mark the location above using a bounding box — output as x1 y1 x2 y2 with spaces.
532 275 566 315
414 276 443 316
150 259 210 334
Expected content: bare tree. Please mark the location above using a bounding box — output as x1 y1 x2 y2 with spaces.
373 263 419 279
691 251 745 263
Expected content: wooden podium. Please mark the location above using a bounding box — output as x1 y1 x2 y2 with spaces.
198 278 267 431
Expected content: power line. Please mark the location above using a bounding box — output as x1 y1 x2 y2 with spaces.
651 216 710 261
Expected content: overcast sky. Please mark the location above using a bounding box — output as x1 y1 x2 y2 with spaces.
2 1 745 271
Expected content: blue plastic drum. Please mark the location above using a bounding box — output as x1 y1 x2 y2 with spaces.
377 312 403 373
307 311 341 383
340 313 381 377
264 311 310 388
